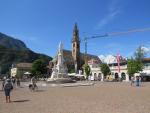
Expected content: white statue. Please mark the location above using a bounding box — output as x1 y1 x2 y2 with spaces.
49 42 68 80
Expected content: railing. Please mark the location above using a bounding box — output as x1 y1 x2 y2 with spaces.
109 66 127 70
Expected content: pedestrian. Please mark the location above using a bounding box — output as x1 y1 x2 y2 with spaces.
4 79 13 103
131 76 134 86
16 78 20 87
139 76 141 86
2 77 6 91
12 77 16 87
136 76 140 87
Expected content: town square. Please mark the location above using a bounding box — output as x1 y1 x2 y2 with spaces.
0 0 150 113
1 81 150 113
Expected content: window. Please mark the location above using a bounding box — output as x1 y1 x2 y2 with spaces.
77 44 79 48
73 43 75 47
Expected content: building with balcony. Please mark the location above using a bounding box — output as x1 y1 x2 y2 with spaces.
99 55 129 81
108 62 129 81
108 58 150 81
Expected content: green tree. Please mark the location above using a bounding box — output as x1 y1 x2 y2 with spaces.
127 59 143 76
83 64 91 79
32 59 47 78
100 63 110 78
134 46 146 62
127 46 145 77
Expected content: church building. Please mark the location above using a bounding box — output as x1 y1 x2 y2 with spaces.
48 23 101 73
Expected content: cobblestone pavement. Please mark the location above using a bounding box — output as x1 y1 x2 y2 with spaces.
0 81 150 113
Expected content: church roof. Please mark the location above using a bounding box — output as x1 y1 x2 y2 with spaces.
51 49 100 64
63 49 101 65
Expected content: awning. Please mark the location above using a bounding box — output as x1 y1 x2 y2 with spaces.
134 73 140 76
24 72 31 75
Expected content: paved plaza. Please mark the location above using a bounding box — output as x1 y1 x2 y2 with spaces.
0 81 150 113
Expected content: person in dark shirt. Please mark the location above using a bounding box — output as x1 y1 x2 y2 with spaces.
4 79 13 103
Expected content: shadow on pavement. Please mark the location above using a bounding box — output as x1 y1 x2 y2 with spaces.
36 90 45 92
19 86 24 88
12 99 30 103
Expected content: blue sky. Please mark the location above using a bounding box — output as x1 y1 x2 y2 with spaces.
0 0 150 58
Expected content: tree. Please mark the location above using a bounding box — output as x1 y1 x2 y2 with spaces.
100 63 110 78
127 59 143 76
134 46 146 62
127 46 145 77
32 59 47 78
83 64 91 79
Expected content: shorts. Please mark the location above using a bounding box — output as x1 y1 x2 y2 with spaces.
4 89 11 96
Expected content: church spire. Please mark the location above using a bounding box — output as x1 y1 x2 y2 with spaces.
72 23 79 42
72 23 80 72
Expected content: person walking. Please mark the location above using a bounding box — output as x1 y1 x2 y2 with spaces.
16 78 20 87
4 79 13 103
139 76 141 86
131 76 134 86
2 77 6 91
29 76 38 91
12 77 16 88
136 76 140 87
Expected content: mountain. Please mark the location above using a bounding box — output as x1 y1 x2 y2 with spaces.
0 32 28 50
0 32 52 74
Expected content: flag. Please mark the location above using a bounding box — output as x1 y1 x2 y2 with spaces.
117 53 121 73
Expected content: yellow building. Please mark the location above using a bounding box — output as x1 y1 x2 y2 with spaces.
11 63 32 78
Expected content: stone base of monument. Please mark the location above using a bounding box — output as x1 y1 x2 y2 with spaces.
61 82 95 87
47 78 76 83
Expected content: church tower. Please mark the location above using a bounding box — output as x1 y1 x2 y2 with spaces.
72 23 80 73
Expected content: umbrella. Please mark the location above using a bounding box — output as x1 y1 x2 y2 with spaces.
24 72 31 75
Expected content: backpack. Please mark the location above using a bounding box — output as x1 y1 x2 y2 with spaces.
4 83 13 90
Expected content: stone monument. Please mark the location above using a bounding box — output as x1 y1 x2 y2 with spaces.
47 42 75 83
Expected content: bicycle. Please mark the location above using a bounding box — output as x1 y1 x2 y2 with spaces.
29 83 38 91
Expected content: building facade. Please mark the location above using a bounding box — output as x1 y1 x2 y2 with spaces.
88 59 103 81
140 58 150 81
108 58 150 81
109 62 129 81
11 63 32 78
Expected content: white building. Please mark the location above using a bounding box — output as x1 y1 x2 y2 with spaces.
140 58 150 81
100 55 150 81
108 62 129 81
99 54 129 81
88 59 103 81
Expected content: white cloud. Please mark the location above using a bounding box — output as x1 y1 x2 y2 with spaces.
141 46 150 53
97 0 121 29
99 55 105 62
99 54 117 64
98 10 120 29
99 54 127 64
